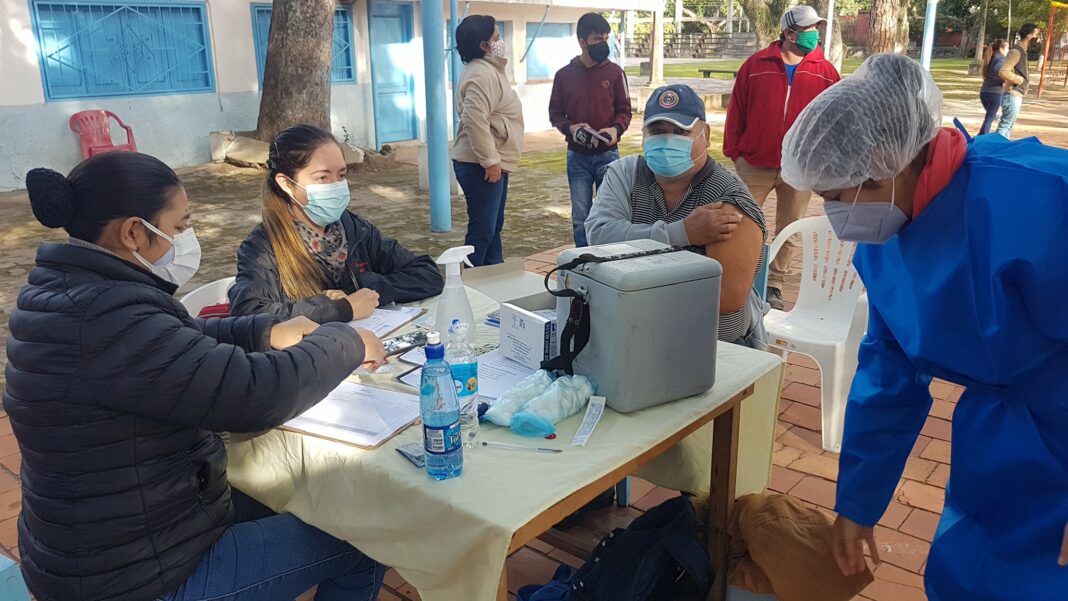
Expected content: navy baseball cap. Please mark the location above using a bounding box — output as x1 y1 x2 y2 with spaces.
644 85 706 129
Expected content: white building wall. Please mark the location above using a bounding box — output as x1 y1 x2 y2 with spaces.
0 0 643 190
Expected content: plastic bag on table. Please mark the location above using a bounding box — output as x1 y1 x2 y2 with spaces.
511 375 595 437
484 369 554 427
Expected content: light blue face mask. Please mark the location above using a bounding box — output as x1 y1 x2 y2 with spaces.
290 179 351 227
643 129 705 178
823 181 909 244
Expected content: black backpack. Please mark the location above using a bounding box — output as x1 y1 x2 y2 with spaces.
518 496 714 601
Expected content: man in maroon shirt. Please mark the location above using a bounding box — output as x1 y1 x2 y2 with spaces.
549 12 632 247
724 5 840 309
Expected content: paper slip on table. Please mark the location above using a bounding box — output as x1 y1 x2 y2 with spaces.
226 286 785 601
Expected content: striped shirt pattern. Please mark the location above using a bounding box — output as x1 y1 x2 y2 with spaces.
628 156 767 343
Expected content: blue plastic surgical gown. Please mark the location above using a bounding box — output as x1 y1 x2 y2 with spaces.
835 134 1068 601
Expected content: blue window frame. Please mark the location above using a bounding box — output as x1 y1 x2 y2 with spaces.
524 22 573 80
251 4 355 85
30 1 215 101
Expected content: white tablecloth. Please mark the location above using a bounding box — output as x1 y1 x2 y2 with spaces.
227 288 784 601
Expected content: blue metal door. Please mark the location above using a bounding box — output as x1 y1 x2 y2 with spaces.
369 1 417 145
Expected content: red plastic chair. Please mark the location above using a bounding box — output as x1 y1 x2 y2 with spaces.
69 110 138 159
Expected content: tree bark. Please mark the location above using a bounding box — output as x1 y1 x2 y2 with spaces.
867 0 901 55
254 0 335 142
650 7 665 85
974 0 990 62
895 0 910 53
738 0 794 48
814 0 846 70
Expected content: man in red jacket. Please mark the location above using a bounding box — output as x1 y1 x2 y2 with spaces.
724 5 840 310
549 12 632 247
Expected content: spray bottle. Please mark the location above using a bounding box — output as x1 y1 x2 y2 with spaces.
435 246 476 345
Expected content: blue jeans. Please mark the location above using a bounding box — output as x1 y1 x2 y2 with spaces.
454 160 509 266
566 149 619 247
997 93 1023 138
978 90 1003 135
159 492 385 601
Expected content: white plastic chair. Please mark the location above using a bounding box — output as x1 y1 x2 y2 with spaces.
762 217 868 453
179 277 236 317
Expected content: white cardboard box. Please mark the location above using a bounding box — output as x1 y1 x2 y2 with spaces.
499 291 559 370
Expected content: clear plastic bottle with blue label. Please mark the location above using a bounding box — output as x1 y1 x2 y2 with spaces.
420 331 463 480
445 321 480 448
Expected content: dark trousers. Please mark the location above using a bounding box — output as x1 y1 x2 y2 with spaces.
454 160 509 266
979 90 1003 135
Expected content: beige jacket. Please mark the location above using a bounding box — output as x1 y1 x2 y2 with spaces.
998 47 1027 96
450 55 525 172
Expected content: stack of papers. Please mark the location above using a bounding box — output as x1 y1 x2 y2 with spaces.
397 349 535 399
284 381 421 448
349 307 424 338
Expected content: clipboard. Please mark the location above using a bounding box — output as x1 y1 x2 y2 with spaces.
349 306 428 338
282 381 422 449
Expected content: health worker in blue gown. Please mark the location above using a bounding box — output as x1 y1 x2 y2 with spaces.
779 53 1068 601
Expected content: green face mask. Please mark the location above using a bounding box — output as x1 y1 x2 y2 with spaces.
794 30 820 53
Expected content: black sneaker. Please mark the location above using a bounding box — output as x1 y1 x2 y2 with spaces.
766 287 785 311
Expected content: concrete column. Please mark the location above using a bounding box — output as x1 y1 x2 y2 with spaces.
422 0 452 231
727 0 735 34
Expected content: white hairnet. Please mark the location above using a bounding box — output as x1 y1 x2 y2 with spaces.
781 53 943 192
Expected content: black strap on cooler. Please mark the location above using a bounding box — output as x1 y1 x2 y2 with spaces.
540 246 685 374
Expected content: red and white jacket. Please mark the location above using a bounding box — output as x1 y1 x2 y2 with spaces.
723 42 841 170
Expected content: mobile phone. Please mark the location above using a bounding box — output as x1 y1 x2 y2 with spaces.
396 442 425 468
383 330 428 357
584 126 611 144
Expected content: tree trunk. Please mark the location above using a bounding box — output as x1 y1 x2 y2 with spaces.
254 0 335 142
867 0 900 55
895 0 910 53
650 7 665 85
814 0 846 71
974 0 990 62
738 0 793 48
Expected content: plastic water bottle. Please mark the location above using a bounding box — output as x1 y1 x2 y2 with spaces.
446 322 480 448
420 331 463 480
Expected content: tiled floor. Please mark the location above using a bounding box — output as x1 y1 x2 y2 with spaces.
0 204 955 601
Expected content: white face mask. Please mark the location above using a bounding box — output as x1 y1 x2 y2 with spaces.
133 219 202 288
488 39 507 59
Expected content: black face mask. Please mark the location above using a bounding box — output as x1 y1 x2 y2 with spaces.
587 41 610 63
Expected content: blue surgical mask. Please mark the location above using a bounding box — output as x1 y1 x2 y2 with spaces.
290 179 351 226
643 130 705 178
132 220 202 287
823 181 909 244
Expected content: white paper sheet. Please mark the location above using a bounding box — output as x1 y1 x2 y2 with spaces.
285 381 421 448
349 307 424 338
396 350 534 400
399 346 427 366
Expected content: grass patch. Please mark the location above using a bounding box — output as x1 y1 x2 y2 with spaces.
626 57 980 94
518 126 729 176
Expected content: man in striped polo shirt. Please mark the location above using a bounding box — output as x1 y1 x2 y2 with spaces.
585 84 768 349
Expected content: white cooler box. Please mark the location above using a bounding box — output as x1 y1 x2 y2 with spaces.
555 240 721 413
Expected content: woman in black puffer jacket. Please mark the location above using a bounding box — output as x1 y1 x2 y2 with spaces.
4 152 387 601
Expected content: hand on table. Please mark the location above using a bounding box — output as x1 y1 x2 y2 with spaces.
832 514 880 576
355 328 387 369
683 202 743 245
347 289 380 320
484 164 503 183
270 316 320 350
323 289 346 300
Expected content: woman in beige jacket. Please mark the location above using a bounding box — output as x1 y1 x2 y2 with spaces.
450 15 524 266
